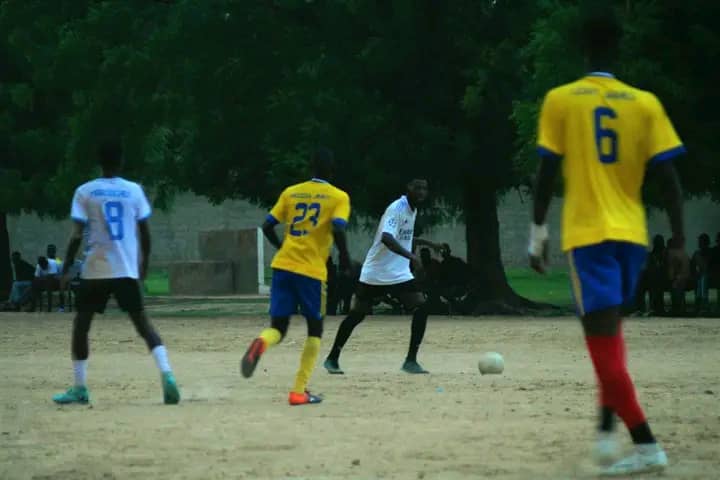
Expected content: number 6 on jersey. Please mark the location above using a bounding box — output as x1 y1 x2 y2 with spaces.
593 107 618 164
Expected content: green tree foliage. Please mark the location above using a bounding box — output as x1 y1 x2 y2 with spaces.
514 0 720 202
1 0 717 307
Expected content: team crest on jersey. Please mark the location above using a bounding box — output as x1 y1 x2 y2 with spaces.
398 228 414 241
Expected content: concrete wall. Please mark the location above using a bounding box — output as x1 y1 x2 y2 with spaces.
7 191 720 270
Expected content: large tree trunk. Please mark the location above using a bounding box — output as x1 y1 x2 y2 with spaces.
0 212 12 299
460 184 557 315
464 187 513 301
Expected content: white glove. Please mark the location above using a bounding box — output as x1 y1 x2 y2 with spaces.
528 223 549 257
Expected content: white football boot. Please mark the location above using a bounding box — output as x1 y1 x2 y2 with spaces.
594 431 620 466
600 443 668 476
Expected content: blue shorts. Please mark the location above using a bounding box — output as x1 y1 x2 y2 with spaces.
269 269 326 321
568 241 647 316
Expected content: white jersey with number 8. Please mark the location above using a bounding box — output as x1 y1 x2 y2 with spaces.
70 177 152 280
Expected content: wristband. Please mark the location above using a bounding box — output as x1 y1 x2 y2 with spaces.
528 223 549 257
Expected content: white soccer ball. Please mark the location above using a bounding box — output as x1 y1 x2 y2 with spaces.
478 352 504 375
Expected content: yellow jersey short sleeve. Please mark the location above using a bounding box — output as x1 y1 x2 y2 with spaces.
268 180 351 281
268 189 289 224
332 192 351 227
537 89 566 157
646 93 685 165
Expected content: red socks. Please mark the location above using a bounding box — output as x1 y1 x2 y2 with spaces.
585 333 647 430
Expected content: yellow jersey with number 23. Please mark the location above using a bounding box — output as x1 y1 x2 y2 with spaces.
537 73 685 252
267 179 351 281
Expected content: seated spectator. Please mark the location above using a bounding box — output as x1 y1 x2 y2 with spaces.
46 244 63 267
645 234 667 315
337 260 362 315
691 234 711 314
29 256 65 312
436 246 472 311
417 247 445 313
666 237 690 316
710 232 720 308
4 252 35 311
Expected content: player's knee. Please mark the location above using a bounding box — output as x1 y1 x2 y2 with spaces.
346 310 367 326
271 317 290 340
73 313 93 334
307 321 323 338
409 299 428 315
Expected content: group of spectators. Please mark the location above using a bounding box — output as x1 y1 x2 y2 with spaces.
325 242 472 316
3 244 81 312
634 232 720 316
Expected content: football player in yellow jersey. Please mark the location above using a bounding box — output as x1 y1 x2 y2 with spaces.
241 148 351 406
528 3 685 476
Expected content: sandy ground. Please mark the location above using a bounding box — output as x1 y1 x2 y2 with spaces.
1 313 719 480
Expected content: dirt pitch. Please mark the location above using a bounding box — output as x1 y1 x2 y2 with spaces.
1 314 719 480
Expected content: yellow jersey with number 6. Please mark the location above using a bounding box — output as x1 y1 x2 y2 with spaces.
267 179 350 281
537 73 685 251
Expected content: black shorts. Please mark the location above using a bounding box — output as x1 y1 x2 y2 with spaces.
355 280 419 302
76 278 144 314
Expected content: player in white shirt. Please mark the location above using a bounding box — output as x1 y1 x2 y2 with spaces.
324 179 444 374
52 140 180 405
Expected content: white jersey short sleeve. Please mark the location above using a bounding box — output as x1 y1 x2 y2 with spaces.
359 196 417 285
35 259 60 277
70 177 152 280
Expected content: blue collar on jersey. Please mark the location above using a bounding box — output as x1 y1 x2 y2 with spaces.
310 178 329 183
586 72 615 78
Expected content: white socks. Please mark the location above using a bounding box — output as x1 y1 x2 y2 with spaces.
73 360 88 387
151 345 172 373
71 347 170 388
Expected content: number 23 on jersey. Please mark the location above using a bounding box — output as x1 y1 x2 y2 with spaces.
290 202 321 237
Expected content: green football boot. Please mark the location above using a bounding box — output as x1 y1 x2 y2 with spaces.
162 372 180 405
52 385 90 405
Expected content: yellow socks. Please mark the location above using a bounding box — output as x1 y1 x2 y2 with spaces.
292 336 321 394
259 328 282 348
258 330 321 395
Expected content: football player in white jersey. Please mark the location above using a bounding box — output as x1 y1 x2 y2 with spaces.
324 179 443 374
52 140 180 405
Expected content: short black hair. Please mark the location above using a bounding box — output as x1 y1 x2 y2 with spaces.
407 177 428 185
11 251 21 259
313 147 335 179
579 2 622 63
38 256 48 269
97 139 123 170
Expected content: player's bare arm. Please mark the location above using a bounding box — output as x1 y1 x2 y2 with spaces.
261 218 283 250
529 155 561 273
414 237 444 252
332 225 351 273
60 221 85 288
381 232 421 270
138 220 151 281
649 160 685 246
